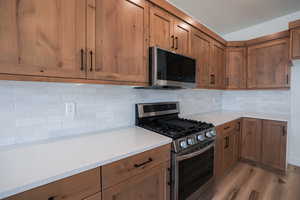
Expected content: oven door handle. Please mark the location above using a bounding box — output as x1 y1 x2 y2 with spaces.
176 142 215 162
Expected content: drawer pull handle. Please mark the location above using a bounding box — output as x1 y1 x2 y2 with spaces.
224 136 229 149
224 126 230 130
90 51 93 72
80 49 84 71
134 158 153 168
48 197 56 200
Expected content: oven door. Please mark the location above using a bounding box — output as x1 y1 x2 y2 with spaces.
173 142 215 200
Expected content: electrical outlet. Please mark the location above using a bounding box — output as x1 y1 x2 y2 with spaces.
65 102 76 118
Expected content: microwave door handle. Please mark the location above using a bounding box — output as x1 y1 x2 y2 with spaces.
176 142 215 162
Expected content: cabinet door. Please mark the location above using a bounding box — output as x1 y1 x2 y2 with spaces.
233 121 241 164
247 38 290 88
290 28 300 59
226 47 247 89
261 120 287 171
0 0 86 78
210 41 226 89
191 29 211 88
149 6 174 50
87 0 149 83
221 132 234 175
5 168 101 200
103 162 170 200
241 118 262 162
173 19 191 56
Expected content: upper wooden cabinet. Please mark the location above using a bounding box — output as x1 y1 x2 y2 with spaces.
290 28 300 59
0 0 149 85
289 19 300 60
149 5 174 51
241 118 262 162
226 47 247 89
87 0 149 83
247 38 290 89
209 41 226 89
191 29 211 88
261 120 287 171
149 6 191 56
173 19 191 56
0 0 86 78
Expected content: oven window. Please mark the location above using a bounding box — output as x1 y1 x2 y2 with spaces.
178 147 214 200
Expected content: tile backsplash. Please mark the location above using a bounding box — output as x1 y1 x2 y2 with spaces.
0 81 222 146
0 80 291 147
222 90 290 115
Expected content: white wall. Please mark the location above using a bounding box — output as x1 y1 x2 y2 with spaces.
290 61 300 166
223 11 300 166
0 81 222 147
224 10 300 40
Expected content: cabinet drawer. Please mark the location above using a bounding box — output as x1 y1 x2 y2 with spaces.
5 168 101 200
102 161 169 200
217 120 239 135
102 144 171 189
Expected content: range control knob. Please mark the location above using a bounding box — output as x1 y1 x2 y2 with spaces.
205 132 213 138
197 134 206 141
210 130 216 136
187 138 195 145
180 140 188 149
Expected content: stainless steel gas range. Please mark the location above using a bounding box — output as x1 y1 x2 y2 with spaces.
135 102 216 200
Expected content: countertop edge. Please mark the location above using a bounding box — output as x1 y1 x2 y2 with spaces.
0 139 172 199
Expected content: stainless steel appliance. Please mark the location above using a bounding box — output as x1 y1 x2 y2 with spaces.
135 102 216 200
149 47 196 89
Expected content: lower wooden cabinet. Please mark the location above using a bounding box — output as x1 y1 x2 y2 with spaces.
241 118 287 171
215 120 241 181
4 168 101 200
216 117 288 180
102 144 171 200
103 161 170 200
4 145 171 200
261 120 287 171
241 118 262 162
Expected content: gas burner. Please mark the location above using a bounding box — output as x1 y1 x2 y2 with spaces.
136 102 216 153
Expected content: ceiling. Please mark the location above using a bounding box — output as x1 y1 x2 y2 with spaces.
167 0 300 35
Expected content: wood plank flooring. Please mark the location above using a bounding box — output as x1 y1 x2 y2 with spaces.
210 162 300 200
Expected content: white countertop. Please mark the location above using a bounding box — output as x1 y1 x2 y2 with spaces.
182 110 290 126
0 127 172 199
0 110 290 199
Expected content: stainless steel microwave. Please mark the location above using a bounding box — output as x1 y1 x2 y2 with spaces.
149 47 196 89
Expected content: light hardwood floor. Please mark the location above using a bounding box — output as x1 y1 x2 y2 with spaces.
211 162 300 200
